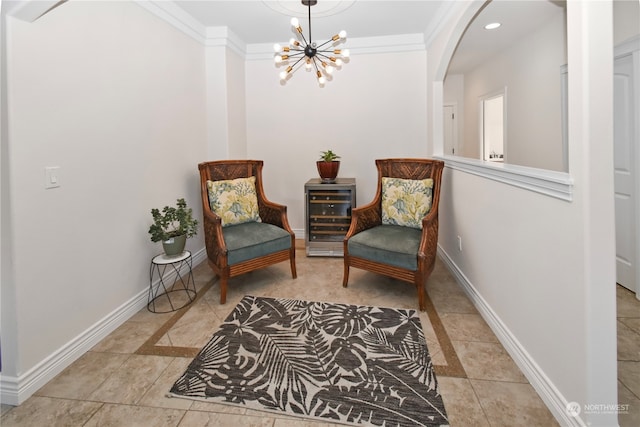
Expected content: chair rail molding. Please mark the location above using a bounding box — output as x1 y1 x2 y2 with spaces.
436 155 574 201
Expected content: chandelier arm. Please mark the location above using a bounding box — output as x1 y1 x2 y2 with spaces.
315 39 338 50
312 57 321 72
286 51 306 58
280 56 305 80
312 58 324 83
296 30 310 48
289 55 307 70
286 56 311 78
316 51 339 57
315 52 334 61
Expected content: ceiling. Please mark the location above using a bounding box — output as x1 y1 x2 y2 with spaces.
448 0 566 74
171 0 566 73
173 1 447 44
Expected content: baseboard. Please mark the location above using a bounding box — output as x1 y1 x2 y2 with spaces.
436 246 587 427
2 245 583 422
0 247 208 406
293 228 304 242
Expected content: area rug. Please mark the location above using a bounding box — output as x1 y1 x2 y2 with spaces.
169 295 449 427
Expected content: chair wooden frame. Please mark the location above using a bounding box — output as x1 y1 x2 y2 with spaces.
342 158 444 311
198 160 297 304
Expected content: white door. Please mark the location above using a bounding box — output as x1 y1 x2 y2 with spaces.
443 105 457 155
614 53 637 294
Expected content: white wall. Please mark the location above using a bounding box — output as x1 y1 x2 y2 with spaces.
227 49 247 159
429 1 617 426
245 50 428 233
205 45 230 160
450 10 566 171
0 0 16 376
1 0 206 400
205 44 247 160
614 0 640 44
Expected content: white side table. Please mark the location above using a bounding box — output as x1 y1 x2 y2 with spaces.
148 251 196 313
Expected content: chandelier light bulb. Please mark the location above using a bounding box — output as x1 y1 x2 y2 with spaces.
322 63 334 75
305 59 312 70
273 43 281 52
290 17 299 27
289 38 298 46
339 30 347 39
342 49 350 58
335 58 343 66
280 66 293 80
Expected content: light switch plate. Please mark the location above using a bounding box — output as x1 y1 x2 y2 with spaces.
45 166 60 189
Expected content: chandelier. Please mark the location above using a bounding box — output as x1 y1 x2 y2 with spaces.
274 0 350 85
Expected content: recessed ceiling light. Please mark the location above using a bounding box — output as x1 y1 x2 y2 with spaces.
484 22 501 30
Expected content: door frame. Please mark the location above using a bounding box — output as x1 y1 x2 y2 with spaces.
478 87 507 163
615 35 640 298
443 103 458 156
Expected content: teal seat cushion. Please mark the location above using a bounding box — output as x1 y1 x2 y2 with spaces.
348 225 421 271
223 222 291 265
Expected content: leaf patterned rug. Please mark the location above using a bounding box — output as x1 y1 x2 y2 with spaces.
169 295 449 426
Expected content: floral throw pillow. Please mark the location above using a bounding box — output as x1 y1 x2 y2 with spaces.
381 177 434 229
207 177 261 227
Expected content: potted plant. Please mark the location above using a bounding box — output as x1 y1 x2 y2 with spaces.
148 198 198 256
317 149 341 183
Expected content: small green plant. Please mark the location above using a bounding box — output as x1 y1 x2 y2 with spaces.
319 150 341 162
148 198 198 242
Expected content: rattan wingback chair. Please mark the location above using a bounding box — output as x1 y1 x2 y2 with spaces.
342 158 444 311
198 160 297 304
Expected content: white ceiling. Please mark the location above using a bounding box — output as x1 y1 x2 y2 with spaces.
448 0 566 74
171 0 566 73
173 0 447 44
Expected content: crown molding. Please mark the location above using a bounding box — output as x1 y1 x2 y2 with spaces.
205 26 247 57
137 1 427 59
423 0 460 48
133 0 207 44
615 34 640 58
245 33 425 61
7 0 449 59
4 0 65 22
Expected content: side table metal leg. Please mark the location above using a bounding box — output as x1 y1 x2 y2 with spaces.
148 252 197 313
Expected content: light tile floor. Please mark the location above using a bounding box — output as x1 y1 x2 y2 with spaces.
617 285 640 427
0 250 635 426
